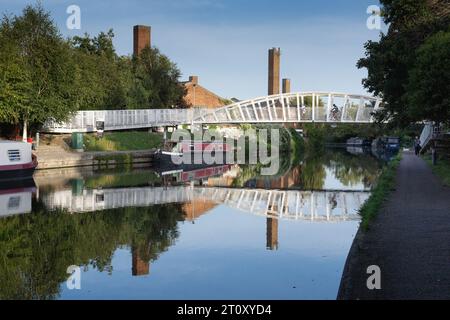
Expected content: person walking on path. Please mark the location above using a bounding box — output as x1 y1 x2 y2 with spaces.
414 136 421 156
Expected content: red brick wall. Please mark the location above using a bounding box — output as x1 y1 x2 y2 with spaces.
184 84 224 109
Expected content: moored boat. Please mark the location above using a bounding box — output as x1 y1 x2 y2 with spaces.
154 140 233 167
346 137 371 147
0 141 38 181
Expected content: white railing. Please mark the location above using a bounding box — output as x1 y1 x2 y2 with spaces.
194 92 382 124
41 92 382 133
42 109 205 133
419 122 435 152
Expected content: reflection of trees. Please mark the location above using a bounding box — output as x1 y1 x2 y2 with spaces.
232 155 294 188
325 151 382 188
300 158 327 190
0 201 183 300
233 148 382 190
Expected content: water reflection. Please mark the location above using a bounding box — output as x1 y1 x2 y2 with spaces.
0 148 384 300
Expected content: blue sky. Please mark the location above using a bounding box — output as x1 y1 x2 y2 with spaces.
0 0 385 100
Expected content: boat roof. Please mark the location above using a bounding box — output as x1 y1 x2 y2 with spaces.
0 140 27 144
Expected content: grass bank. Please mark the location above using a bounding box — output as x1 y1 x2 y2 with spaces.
359 153 402 230
423 154 450 186
84 131 163 151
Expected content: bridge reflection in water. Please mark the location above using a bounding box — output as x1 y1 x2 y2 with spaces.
1 154 376 281
40 185 368 265
0 145 384 298
40 186 369 222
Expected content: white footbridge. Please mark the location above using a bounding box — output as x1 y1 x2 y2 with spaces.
39 186 369 222
42 92 382 133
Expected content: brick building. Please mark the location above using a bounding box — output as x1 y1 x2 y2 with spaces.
183 76 227 109
133 25 227 109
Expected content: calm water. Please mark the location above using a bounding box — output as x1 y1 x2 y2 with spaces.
0 148 386 300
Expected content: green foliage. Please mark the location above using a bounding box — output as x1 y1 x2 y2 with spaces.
359 153 402 230
303 124 326 151
357 0 449 126
0 3 188 133
407 30 450 124
84 131 163 151
128 47 188 109
423 154 450 187
0 4 78 128
70 30 128 110
0 202 184 299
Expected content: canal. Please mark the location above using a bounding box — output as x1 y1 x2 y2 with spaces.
0 148 387 299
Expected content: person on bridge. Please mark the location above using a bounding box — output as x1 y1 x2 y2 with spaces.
331 104 340 120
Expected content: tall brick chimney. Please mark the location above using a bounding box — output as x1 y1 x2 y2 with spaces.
268 48 281 95
282 79 291 94
133 25 151 56
189 76 199 85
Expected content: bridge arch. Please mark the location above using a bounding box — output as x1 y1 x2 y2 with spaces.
42 91 382 133
194 92 382 124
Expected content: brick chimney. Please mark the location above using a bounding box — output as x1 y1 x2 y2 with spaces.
189 76 199 85
268 48 281 95
282 79 291 94
133 25 151 56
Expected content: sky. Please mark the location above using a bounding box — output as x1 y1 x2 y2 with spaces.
0 0 386 100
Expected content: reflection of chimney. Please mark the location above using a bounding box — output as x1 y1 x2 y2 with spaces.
268 48 281 95
132 246 150 276
282 79 291 94
266 217 279 250
133 25 151 56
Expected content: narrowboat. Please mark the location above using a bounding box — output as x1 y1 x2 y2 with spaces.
0 141 38 182
381 136 400 150
346 137 371 147
154 140 233 167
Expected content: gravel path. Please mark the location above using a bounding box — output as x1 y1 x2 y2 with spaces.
338 151 450 299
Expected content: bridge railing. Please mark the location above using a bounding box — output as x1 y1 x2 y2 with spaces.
41 92 382 133
42 108 206 133
194 92 381 124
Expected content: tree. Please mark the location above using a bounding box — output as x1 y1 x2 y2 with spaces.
0 4 78 137
407 30 450 124
357 0 449 126
130 47 188 109
0 3 191 137
0 30 32 125
71 30 128 110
